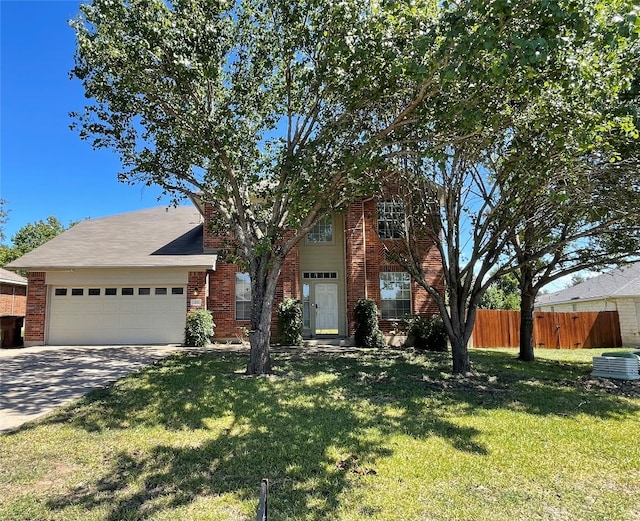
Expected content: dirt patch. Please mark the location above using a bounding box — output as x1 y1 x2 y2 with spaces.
422 373 640 399
574 376 640 399
422 373 513 394
33 461 81 492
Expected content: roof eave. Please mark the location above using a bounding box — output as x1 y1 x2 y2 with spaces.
535 295 611 307
6 261 217 272
0 278 28 286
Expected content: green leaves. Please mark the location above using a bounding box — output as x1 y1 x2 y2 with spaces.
1 216 70 266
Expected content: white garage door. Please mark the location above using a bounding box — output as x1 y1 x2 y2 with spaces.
48 285 187 345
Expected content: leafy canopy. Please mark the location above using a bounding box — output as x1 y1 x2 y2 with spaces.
0 216 69 267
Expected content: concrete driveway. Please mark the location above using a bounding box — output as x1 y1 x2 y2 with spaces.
0 344 185 433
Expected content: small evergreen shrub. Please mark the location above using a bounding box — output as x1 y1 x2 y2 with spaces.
354 299 386 348
406 314 448 351
184 309 215 347
278 298 303 346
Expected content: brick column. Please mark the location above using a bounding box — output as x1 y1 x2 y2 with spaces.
187 271 208 313
208 262 242 339
272 240 300 338
345 202 366 336
25 272 46 346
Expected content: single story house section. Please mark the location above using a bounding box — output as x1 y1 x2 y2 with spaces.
0 267 27 347
535 262 640 347
7 197 443 347
6 207 217 346
0 267 27 317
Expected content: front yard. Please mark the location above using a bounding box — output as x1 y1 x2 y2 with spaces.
1 347 639 520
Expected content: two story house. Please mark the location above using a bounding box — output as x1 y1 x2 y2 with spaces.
7 197 443 346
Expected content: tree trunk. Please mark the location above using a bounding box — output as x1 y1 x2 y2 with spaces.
518 267 536 362
451 336 471 374
247 319 272 374
443 295 473 374
246 259 282 375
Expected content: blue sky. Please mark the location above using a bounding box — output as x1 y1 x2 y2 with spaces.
1 0 172 243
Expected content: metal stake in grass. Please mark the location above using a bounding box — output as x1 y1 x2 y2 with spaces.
256 478 268 521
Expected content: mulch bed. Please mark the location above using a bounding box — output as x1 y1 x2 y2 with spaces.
422 373 640 399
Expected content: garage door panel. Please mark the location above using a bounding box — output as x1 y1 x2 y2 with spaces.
48 285 187 345
103 301 120 313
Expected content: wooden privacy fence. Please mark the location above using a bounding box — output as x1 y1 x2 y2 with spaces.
472 309 622 349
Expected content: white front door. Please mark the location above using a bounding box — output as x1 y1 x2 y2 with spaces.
315 283 339 334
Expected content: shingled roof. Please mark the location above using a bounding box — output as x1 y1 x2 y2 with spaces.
0 267 27 285
5 206 217 270
536 262 640 306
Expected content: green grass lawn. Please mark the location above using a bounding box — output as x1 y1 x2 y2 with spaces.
1 347 639 521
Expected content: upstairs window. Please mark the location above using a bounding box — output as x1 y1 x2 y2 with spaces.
235 273 252 321
380 272 411 319
307 215 333 243
377 201 405 239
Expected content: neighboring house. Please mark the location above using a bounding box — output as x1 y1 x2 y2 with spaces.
6 199 442 346
535 262 640 347
0 268 27 316
0 267 27 348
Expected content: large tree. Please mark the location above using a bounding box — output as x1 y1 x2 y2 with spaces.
502 143 640 362
387 146 530 374
494 6 640 361
71 0 444 374
382 0 639 373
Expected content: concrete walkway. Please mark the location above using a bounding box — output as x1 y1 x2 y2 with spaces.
0 344 185 433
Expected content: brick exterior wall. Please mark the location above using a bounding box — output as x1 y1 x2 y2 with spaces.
25 272 46 345
344 198 443 335
206 252 303 340
345 201 367 335
204 198 444 340
208 261 248 340
18 198 444 345
187 271 208 313
273 235 300 338
0 283 27 316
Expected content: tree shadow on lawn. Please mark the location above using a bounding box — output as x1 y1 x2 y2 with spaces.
34 349 639 520
39 351 485 521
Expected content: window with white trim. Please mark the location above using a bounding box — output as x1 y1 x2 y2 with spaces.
380 272 411 319
235 273 252 320
307 215 333 243
303 283 310 329
377 201 405 239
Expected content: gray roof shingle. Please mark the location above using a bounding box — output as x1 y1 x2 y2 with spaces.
0 267 27 285
5 206 217 270
536 262 640 306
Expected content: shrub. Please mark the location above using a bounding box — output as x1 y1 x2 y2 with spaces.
278 298 303 346
406 314 448 351
354 299 386 348
184 309 215 347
